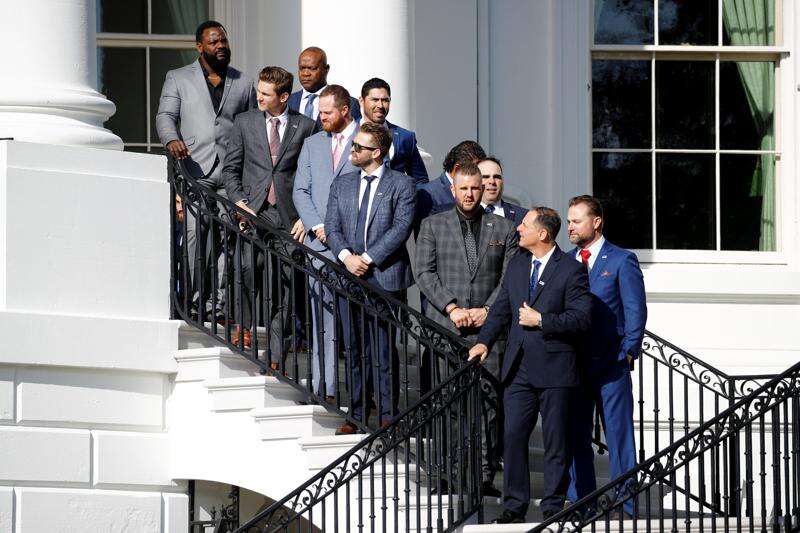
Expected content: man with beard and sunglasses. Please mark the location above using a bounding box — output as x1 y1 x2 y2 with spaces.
157 20 255 323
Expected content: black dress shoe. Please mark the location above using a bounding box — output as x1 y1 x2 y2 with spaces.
609 509 633 520
429 480 449 495
481 480 502 498
492 509 525 524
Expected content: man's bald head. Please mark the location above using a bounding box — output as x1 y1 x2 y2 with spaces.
298 47 330 92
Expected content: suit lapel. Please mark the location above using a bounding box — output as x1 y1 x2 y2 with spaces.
274 113 299 166
367 172 391 228
529 246 563 306
502 201 516 223
445 209 470 269
472 216 496 279
216 74 233 116
589 240 612 284
254 112 270 167
347 176 361 244
191 62 215 115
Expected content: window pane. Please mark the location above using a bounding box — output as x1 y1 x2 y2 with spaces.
592 60 651 149
656 154 716 249
722 0 775 46
720 61 774 150
152 1 209 35
150 49 197 144
594 0 654 45
656 61 714 149
721 154 776 251
97 0 146 33
98 47 147 143
659 0 718 45
593 152 653 249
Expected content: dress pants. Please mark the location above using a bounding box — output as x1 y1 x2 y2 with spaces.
309 255 337 396
568 359 637 516
185 195 229 314
503 358 573 517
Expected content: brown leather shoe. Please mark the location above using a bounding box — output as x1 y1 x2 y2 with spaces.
335 421 362 435
324 395 336 405
231 326 252 350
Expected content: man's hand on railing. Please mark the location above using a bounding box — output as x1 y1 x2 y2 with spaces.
343 254 370 277
468 343 490 363
166 139 190 160
291 219 305 242
313 225 327 244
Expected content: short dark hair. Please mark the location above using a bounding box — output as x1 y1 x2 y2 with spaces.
359 123 393 159
258 66 294 97
531 206 562 241
319 84 352 112
195 20 225 43
361 77 391 98
453 161 482 181
479 156 503 171
568 194 604 220
443 141 486 173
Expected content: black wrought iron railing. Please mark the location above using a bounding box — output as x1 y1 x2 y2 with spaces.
528 361 800 532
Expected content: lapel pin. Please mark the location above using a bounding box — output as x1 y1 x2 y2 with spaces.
539 281 545 286
486 222 493 227
601 255 607 259
377 192 383 196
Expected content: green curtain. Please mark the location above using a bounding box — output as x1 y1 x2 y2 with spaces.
722 0 776 251
165 0 207 64
594 0 606 40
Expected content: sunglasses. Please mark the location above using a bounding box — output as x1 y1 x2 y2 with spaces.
351 142 378 152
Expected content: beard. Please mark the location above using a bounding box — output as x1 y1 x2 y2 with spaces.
202 49 230 72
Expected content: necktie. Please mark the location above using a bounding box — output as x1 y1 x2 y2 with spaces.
267 117 280 204
354 175 377 254
464 221 478 274
485 204 495 214
529 259 541 302
580 249 591 269
332 133 344 171
303 93 316 119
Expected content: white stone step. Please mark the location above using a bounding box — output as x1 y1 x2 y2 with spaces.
461 516 762 533
174 347 261 383
251 405 343 441
178 321 269 349
204 375 307 411
299 433 366 470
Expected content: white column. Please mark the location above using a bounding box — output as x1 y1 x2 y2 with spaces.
0 0 122 150
300 0 413 129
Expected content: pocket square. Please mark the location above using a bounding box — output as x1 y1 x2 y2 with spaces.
600 270 612 277
488 240 504 247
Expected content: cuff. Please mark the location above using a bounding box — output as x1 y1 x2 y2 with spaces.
311 223 324 231
362 252 372 265
338 249 352 262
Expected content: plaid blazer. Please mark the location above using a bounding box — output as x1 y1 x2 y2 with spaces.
414 208 518 339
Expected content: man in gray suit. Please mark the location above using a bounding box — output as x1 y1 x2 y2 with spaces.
325 123 416 434
222 66 316 356
156 20 255 322
415 161 518 494
292 84 359 401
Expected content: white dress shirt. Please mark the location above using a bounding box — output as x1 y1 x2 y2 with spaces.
337 164 386 265
531 244 557 283
481 201 505 218
265 107 289 144
574 235 605 271
300 86 325 120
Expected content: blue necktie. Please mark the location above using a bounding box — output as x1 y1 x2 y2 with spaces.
354 175 377 255
485 204 495 214
529 259 541 302
303 93 317 119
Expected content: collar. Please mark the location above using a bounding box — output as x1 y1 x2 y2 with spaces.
532 244 557 271
266 106 289 124
578 235 605 259
199 59 227 80
302 85 326 100
360 164 386 180
456 206 483 223
334 118 357 141
480 200 501 209
445 171 454 186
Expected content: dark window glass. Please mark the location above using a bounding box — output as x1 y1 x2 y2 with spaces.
720 154 775 251
656 154 716 249
593 152 653 249
97 0 147 33
595 0 654 44
659 0 718 45
656 61 715 149
592 60 651 149
720 61 774 150
152 1 209 35
98 47 147 143
150 49 195 144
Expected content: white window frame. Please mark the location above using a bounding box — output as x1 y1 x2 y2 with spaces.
590 0 793 265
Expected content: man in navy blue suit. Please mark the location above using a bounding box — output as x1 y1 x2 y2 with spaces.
566 195 647 519
478 156 528 226
287 47 361 127
470 207 591 523
359 77 428 185
325 122 416 434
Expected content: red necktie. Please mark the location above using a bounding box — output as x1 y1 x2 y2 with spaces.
580 248 591 266
267 117 280 204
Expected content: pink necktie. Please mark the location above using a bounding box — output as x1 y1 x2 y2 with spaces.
332 133 344 171
267 117 280 204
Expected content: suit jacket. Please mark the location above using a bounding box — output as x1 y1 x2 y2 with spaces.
386 121 428 185
222 108 316 227
288 90 362 129
415 209 518 339
500 200 528 226
325 168 416 292
155 61 255 186
292 128 359 253
415 172 455 229
569 240 647 371
477 246 591 387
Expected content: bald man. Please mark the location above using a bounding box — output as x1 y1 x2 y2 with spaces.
288 46 361 127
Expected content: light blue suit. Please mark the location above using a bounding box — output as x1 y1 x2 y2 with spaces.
568 239 647 516
292 127 358 397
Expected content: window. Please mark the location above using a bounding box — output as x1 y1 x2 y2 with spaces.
591 0 782 253
96 0 211 154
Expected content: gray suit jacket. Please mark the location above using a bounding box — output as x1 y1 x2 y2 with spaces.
222 108 316 227
414 208 518 339
155 60 255 186
292 128 359 254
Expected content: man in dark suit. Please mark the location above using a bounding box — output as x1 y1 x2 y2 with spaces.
222 66 316 354
416 140 486 227
478 157 528 226
156 20 255 322
359 77 428 185
566 195 647 519
325 123 416 434
287 47 361 127
415 161 518 495
470 207 591 524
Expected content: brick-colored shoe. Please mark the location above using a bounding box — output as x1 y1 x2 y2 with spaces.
335 421 362 435
231 326 252 350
